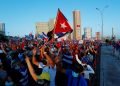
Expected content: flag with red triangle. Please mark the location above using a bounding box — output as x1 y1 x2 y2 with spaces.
54 9 73 34
47 9 73 41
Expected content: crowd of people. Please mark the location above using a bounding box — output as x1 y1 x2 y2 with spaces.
112 40 120 58
0 38 101 86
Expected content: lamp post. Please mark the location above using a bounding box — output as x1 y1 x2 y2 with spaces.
96 5 109 40
7 32 9 36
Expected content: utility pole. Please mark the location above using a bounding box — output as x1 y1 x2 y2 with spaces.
96 5 109 40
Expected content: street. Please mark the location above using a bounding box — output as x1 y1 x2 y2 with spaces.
100 45 120 86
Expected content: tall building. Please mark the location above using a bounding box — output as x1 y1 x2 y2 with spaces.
36 22 49 34
73 10 81 40
48 19 55 31
96 32 101 40
36 19 55 34
84 27 92 40
0 23 5 35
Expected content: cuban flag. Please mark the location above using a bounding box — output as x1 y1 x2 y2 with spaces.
37 32 48 40
47 9 73 41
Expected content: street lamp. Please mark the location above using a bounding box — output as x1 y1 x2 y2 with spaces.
96 5 109 40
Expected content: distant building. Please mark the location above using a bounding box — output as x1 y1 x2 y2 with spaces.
36 19 55 35
73 10 81 40
84 27 92 40
0 23 5 35
36 22 49 35
48 19 55 31
96 32 101 40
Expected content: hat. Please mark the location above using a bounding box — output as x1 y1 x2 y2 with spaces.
72 62 84 73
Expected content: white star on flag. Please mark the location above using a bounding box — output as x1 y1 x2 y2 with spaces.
60 22 67 29
54 34 58 38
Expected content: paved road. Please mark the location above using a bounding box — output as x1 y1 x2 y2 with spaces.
100 45 120 86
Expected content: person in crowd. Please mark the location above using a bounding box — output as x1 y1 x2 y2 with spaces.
56 52 88 86
25 45 58 86
58 59 87 86
62 45 73 69
83 63 95 85
0 39 100 86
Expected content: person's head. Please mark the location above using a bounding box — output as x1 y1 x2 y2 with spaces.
54 56 60 64
41 59 47 65
9 51 18 60
72 62 84 74
35 53 41 62
80 52 84 58
24 46 33 59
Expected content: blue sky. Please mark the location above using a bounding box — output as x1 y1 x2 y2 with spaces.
0 0 120 38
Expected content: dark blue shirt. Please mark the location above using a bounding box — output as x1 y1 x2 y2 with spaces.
66 70 87 86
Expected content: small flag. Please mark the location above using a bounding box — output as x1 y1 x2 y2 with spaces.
42 32 48 39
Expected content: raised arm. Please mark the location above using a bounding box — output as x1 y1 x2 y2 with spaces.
40 47 44 59
75 54 86 66
42 46 54 67
25 56 38 81
32 48 39 66
86 65 95 74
